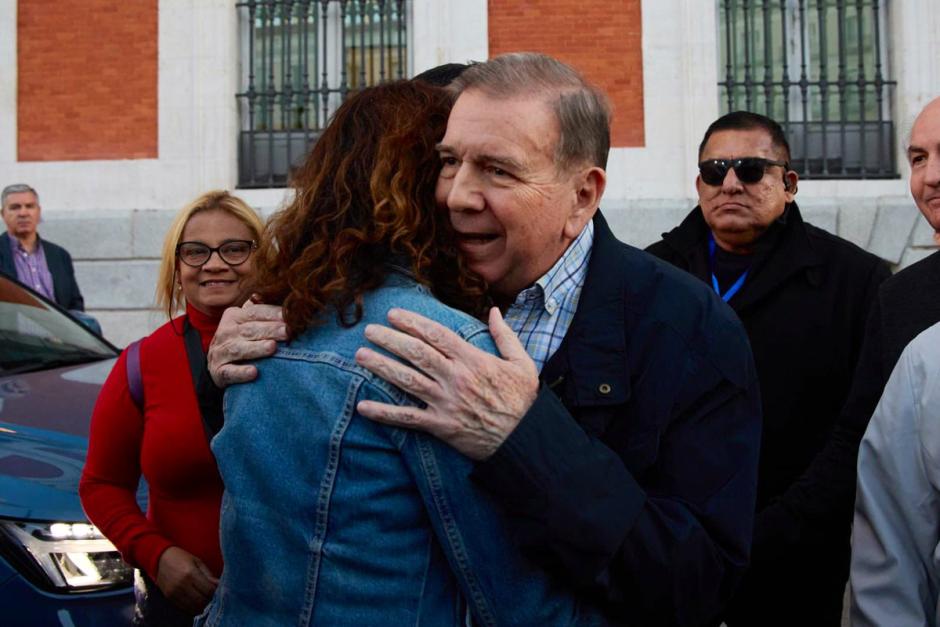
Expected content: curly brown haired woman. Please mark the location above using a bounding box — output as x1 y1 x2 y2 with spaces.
196 81 603 626
252 79 486 333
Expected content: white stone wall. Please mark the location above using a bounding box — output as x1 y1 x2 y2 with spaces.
3 0 938 346
411 0 488 73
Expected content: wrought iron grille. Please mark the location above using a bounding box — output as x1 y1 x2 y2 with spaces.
236 0 408 188
718 0 898 179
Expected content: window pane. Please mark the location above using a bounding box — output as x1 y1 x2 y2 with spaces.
717 0 897 179
237 1 409 187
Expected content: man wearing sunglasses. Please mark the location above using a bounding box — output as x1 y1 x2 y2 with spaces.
647 111 890 626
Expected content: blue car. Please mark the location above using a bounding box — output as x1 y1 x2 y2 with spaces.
0 274 136 626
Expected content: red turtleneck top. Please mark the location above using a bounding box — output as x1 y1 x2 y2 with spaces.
80 305 224 578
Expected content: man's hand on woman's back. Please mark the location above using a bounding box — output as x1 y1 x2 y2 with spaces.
207 299 287 387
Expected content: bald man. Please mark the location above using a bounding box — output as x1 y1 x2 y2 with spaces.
839 97 940 415
850 96 940 626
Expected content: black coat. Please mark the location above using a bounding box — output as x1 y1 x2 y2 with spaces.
807 247 940 606
0 231 85 311
473 213 763 626
646 202 890 626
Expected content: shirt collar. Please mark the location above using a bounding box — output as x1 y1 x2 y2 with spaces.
511 221 594 315
10 233 41 255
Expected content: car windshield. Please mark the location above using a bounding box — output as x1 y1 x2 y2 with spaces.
0 275 116 375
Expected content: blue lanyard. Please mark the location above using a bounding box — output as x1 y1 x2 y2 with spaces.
708 233 748 302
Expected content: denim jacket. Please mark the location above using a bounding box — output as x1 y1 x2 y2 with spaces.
197 271 603 627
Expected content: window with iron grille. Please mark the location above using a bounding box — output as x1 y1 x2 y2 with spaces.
718 0 897 179
237 0 408 188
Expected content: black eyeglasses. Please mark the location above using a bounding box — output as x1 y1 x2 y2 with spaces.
698 157 789 186
176 240 256 267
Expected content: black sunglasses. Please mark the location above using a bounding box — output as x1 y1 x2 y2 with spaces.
176 240 256 267
698 157 789 186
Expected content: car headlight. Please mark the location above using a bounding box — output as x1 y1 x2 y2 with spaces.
0 519 133 592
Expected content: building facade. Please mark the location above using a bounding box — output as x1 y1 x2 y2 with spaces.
1 0 938 345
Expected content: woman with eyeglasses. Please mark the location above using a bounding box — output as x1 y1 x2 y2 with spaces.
80 190 264 626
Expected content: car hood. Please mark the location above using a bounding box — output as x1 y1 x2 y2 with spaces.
0 358 116 521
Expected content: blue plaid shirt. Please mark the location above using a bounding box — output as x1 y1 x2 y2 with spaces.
504 222 594 372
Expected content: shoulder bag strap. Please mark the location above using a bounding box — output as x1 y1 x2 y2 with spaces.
125 339 144 411
182 317 225 443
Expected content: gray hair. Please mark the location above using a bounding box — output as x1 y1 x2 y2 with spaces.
451 52 612 170
1 183 39 209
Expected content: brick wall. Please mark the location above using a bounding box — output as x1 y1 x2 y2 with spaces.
488 0 645 147
17 0 158 161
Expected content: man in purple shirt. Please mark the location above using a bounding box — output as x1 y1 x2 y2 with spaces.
0 183 84 311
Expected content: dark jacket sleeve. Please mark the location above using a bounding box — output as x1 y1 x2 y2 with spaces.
749 260 891 558
0 234 14 277
473 353 762 626
58 248 85 311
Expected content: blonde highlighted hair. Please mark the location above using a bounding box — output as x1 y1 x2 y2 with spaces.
155 190 265 317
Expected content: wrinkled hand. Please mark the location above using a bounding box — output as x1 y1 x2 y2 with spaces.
207 299 287 387
355 307 539 460
155 546 218 616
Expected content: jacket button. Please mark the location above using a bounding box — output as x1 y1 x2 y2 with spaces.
598 383 612 395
